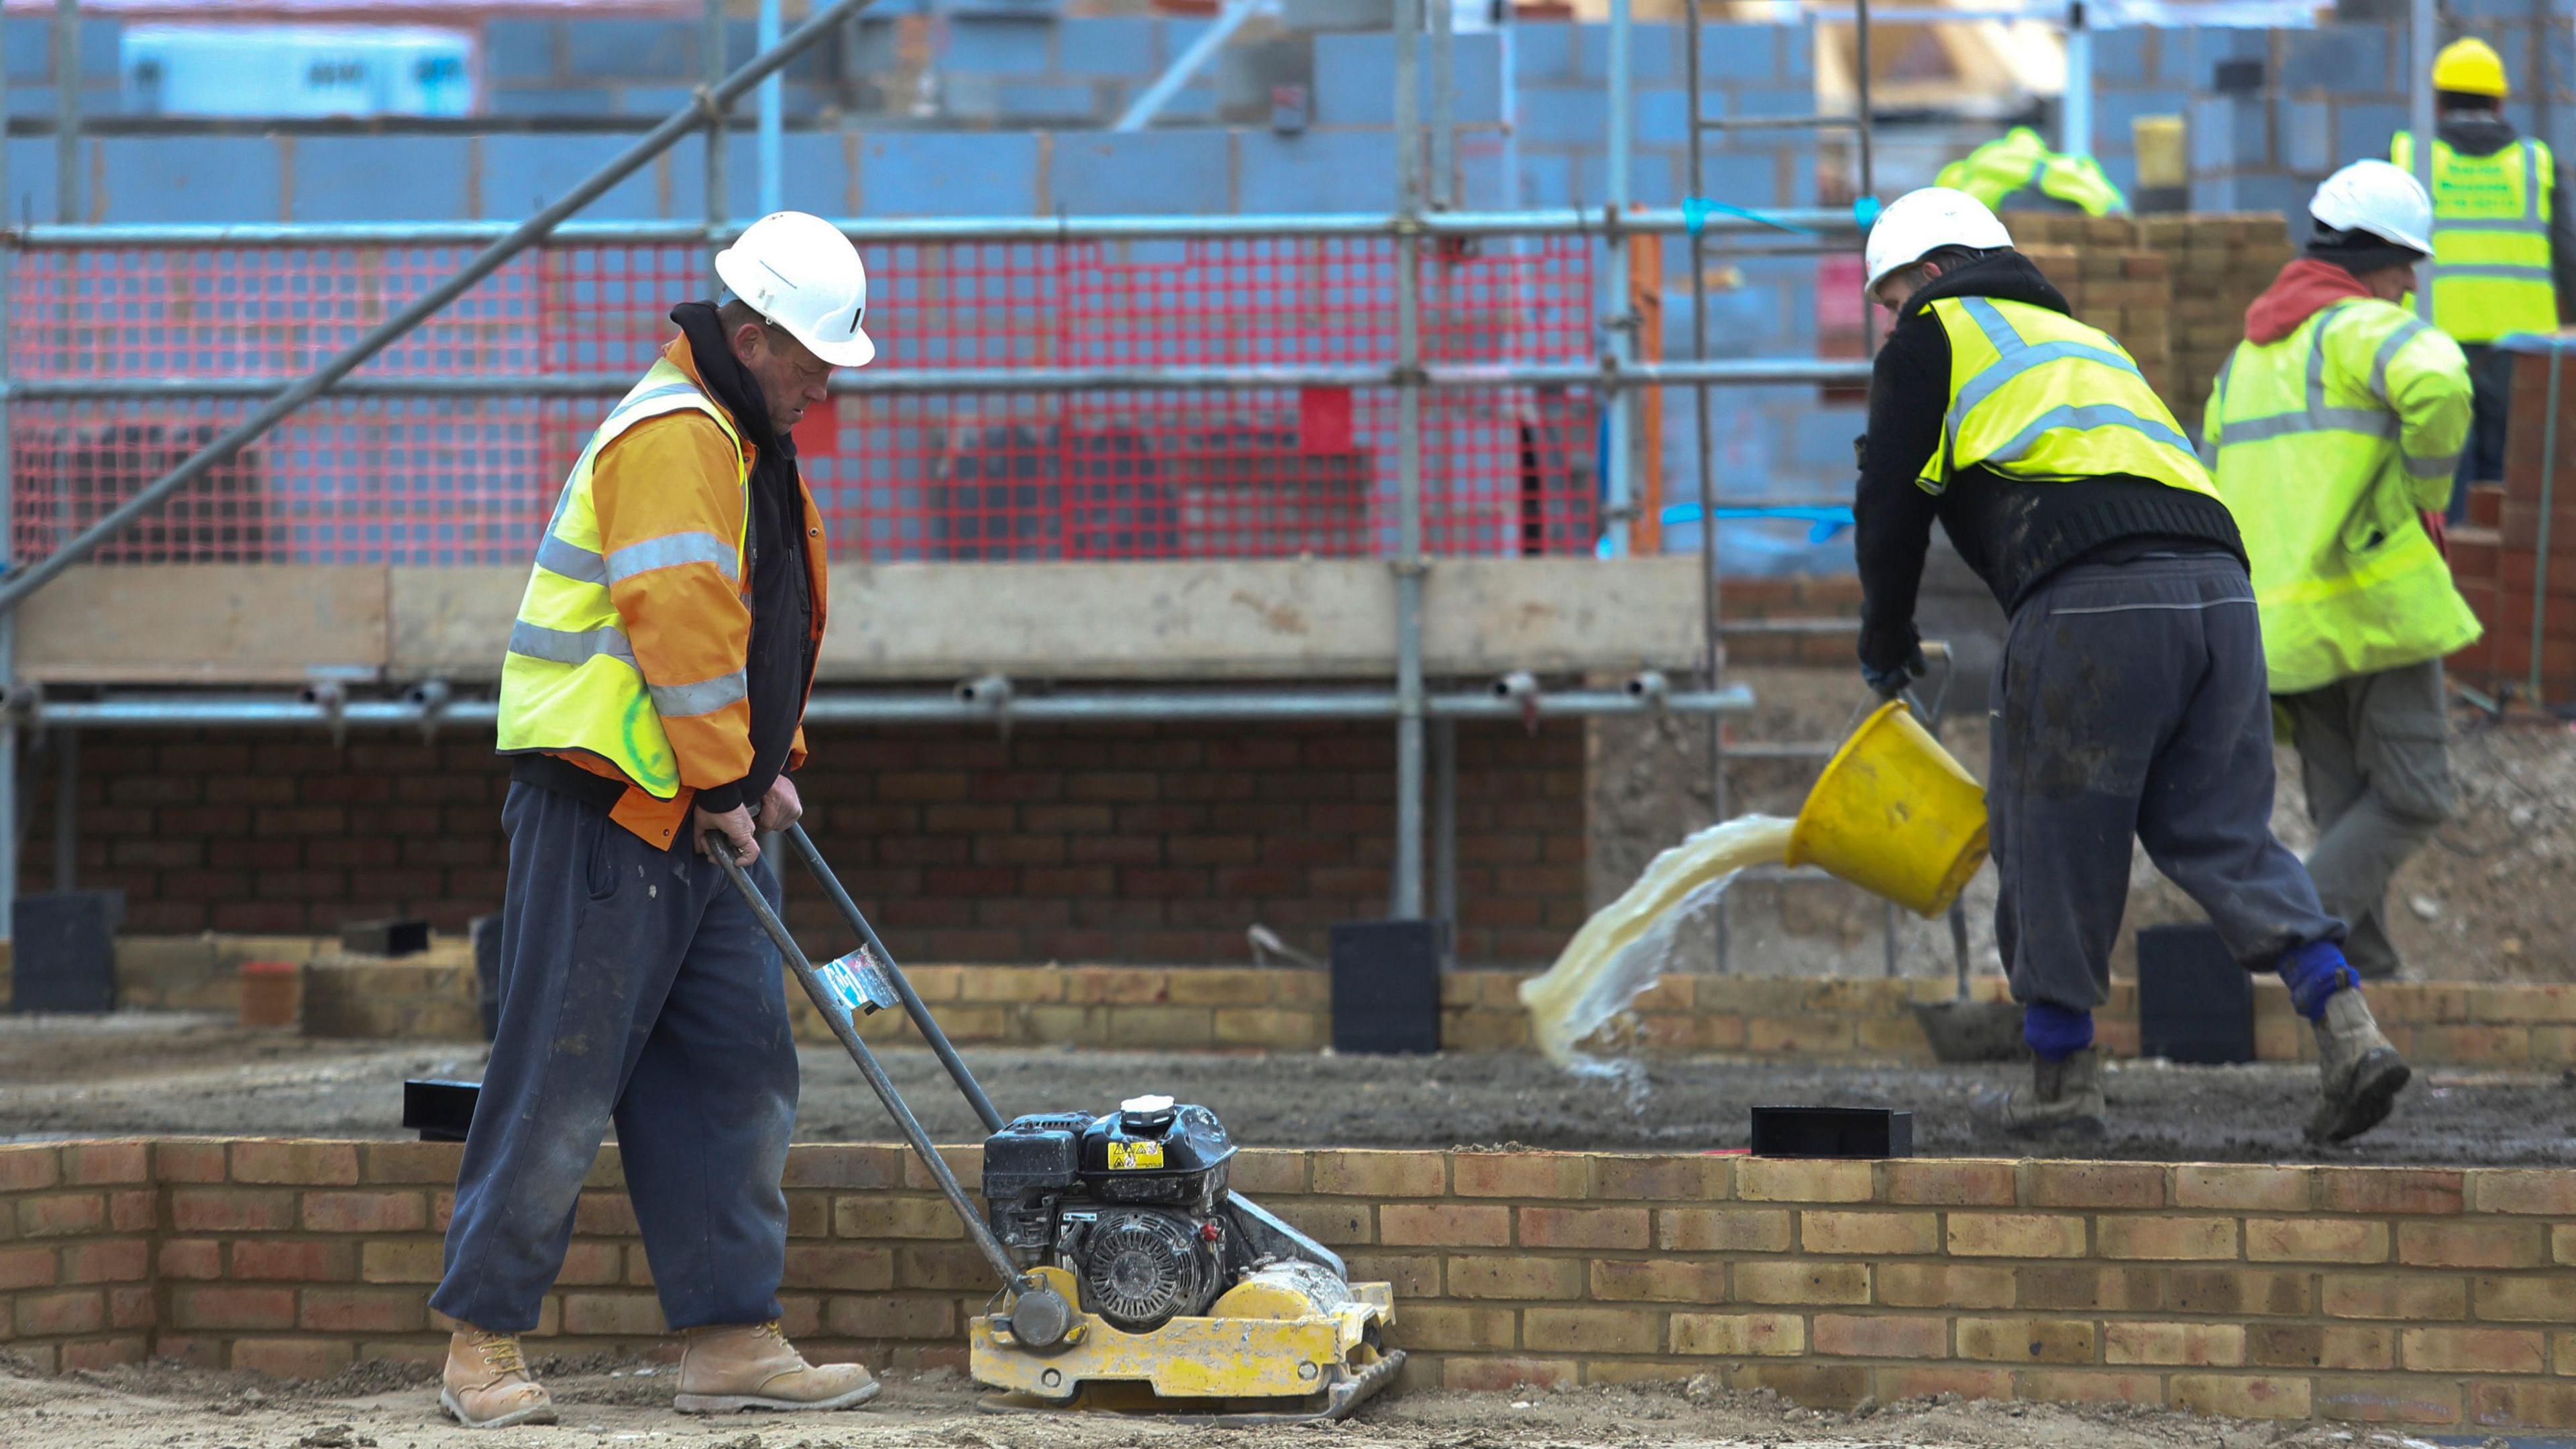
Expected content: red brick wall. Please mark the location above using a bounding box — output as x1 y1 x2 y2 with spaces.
24 720 1587 966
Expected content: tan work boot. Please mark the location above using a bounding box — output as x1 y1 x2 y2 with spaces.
440 1326 557 1430
674 1320 881 1414
1970 1048 2108 1140
2306 988 2411 1144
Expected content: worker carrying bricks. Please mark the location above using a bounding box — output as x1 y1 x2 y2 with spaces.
2393 36 2573 516
1851 186 2410 1144
2203 161 2481 987
430 211 876 1430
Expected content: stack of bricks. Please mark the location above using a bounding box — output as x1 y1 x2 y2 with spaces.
1999 213 2291 432
2145 214 2295 433
2450 350 2576 704
7 1138 2576 1430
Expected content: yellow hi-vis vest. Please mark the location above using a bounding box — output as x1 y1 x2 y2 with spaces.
2202 298 2480 694
1919 295 2222 504
496 358 749 798
2393 131 2558 343
1935 127 2131 217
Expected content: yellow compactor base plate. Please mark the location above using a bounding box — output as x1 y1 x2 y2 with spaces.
972 1267 1403 1424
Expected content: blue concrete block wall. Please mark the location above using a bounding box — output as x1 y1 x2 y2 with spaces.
95 136 282 223
1051 131 1232 215
289 136 474 223
858 131 1040 216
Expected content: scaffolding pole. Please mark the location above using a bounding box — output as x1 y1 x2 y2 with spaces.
1393 0 1430 920
53 0 78 225
705 0 732 290
10 207 1863 248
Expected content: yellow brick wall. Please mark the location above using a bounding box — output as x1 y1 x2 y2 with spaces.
293 956 2576 1072
4 1140 2571 1430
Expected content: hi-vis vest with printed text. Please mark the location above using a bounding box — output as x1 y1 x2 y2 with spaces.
2392 131 2557 343
496 359 749 798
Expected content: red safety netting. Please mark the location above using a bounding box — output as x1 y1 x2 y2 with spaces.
8 235 1599 566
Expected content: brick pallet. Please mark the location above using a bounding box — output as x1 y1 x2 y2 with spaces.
3 1139 2571 1428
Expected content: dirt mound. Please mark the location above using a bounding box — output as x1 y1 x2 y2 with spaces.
1593 665 2576 984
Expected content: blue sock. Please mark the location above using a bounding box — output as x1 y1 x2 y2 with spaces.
2277 938 2359 1020
2023 1002 2094 1062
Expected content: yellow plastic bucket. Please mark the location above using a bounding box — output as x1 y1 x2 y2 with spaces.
1786 700 1990 917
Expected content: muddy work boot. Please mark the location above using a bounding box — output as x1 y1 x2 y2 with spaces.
440 1327 557 1430
675 1320 881 1414
2306 988 2411 1144
1970 1048 2107 1140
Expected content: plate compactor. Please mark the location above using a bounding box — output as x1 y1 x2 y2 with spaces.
714 825 1403 1424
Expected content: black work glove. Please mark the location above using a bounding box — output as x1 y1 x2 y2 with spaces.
1860 645 1927 701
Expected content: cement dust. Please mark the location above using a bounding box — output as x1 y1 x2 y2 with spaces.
1519 815 1796 1075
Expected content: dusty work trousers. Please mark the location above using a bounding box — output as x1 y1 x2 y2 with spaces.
1990 552 2343 1014
2275 660 2455 980
431 782 799 1335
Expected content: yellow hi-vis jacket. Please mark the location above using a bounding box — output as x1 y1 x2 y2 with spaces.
1936 127 2130 217
1919 294 2220 502
498 334 827 844
2393 131 2559 343
2202 297 2480 694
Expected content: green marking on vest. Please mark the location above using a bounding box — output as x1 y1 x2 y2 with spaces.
622 692 679 793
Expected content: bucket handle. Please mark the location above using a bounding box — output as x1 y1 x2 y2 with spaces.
1845 639 1957 735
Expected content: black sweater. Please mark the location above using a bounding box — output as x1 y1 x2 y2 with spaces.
1851 252 2245 674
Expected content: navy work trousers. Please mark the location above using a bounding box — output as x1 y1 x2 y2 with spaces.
432 782 799 1334
1989 551 2343 1013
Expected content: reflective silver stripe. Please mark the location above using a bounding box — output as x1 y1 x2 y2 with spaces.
2405 449 2461 480
2218 409 2400 445
648 670 748 718
604 530 740 588
2432 217 2550 233
533 532 607 584
2431 263 2554 281
506 621 636 669
2212 303 2407 455
1985 403 2194 464
2367 316 2429 404
1943 297 2164 475
604 382 708 429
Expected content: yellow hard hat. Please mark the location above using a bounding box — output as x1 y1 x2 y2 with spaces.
2433 36 2508 98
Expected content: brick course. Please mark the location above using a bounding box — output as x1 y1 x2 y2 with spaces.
15 720 1585 965
1 1138 2572 1430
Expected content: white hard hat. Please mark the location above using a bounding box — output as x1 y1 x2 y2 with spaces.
2308 159 2433 256
714 211 875 368
1864 186 2015 292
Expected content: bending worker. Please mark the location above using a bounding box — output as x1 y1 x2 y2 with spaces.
1853 186 2409 1144
1936 125 2129 217
2204 161 2480 985
2393 36 2572 510
433 211 876 1429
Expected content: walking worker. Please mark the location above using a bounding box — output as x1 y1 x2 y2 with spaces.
2204 161 2480 985
2392 36 2572 511
1852 186 2410 1144
433 211 875 1430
